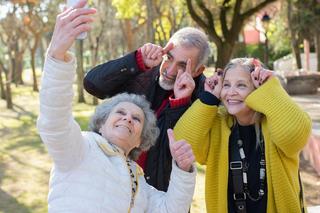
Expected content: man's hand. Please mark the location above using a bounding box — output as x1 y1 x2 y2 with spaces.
168 129 195 172
173 59 195 99
204 68 223 99
140 42 174 69
47 0 96 61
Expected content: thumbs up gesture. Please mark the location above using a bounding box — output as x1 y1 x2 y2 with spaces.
167 129 195 172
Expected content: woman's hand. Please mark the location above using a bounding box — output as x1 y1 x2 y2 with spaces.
204 68 223 99
251 59 274 88
167 129 195 172
47 0 96 61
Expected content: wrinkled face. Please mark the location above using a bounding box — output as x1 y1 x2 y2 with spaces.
220 68 256 123
159 45 201 90
99 102 145 154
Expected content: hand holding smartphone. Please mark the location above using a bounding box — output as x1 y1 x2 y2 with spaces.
66 0 88 39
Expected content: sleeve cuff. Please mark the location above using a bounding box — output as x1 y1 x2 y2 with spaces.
199 91 220 106
136 49 150 72
169 95 191 108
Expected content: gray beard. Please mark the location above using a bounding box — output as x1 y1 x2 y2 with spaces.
159 75 174 90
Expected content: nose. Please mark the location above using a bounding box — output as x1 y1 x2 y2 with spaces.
164 61 177 77
167 64 177 76
227 86 238 95
123 115 132 123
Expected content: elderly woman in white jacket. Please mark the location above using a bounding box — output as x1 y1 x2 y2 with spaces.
37 1 196 212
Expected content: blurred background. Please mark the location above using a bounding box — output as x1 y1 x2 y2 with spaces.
0 0 319 212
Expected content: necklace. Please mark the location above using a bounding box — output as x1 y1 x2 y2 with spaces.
234 122 266 202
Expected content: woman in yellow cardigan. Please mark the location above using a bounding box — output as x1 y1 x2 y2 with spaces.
173 58 312 213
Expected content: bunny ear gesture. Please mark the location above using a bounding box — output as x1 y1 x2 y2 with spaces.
173 58 196 99
251 58 275 88
204 68 224 99
167 129 195 172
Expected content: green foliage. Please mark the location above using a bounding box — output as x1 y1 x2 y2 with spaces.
291 0 320 40
233 43 265 60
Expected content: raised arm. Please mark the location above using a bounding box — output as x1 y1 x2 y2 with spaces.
37 1 96 171
246 74 312 157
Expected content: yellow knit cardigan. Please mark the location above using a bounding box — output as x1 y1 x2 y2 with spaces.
174 77 312 213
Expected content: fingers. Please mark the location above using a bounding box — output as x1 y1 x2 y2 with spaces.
186 59 192 75
68 0 87 8
162 42 174 54
63 7 96 23
70 14 94 29
167 129 175 147
175 69 184 85
170 139 195 172
251 66 274 87
252 58 261 68
204 68 223 98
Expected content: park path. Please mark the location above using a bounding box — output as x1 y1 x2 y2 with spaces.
292 91 320 211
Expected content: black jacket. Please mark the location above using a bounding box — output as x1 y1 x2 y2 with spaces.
84 51 205 191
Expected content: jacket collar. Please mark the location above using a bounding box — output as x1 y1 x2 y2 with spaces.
92 132 126 157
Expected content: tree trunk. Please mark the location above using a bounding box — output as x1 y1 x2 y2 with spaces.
146 0 155 42
30 35 40 92
291 38 302 69
216 42 234 69
0 67 6 100
12 53 24 85
315 34 320 72
76 40 86 103
123 19 134 51
5 64 13 109
90 40 99 105
303 39 310 71
288 0 302 69
31 48 39 92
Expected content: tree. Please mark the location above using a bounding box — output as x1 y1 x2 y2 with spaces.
23 1 46 92
76 41 86 103
0 6 28 109
287 0 302 69
112 0 146 51
290 0 320 71
186 0 277 68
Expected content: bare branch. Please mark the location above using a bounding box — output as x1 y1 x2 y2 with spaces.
241 0 277 20
186 0 222 45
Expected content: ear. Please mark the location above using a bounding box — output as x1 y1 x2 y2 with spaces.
193 65 205 78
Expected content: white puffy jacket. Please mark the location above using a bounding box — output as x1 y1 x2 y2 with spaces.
37 54 196 213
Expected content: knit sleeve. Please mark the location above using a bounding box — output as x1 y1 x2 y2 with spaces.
173 99 218 165
36 53 87 171
245 77 312 157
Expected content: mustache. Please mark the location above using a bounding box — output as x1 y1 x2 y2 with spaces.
162 69 176 81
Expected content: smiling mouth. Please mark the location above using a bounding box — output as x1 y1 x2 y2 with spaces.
115 125 131 133
227 100 243 105
162 70 176 81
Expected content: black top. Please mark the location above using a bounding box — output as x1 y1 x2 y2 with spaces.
228 124 267 213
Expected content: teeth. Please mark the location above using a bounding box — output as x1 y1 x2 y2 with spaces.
115 125 131 133
228 100 241 104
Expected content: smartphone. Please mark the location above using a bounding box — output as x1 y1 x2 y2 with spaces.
66 0 87 40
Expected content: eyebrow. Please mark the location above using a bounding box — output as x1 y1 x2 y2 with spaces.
118 107 143 118
167 51 187 67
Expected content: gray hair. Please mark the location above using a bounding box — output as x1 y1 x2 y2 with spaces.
89 93 160 160
223 58 265 148
169 27 210 68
